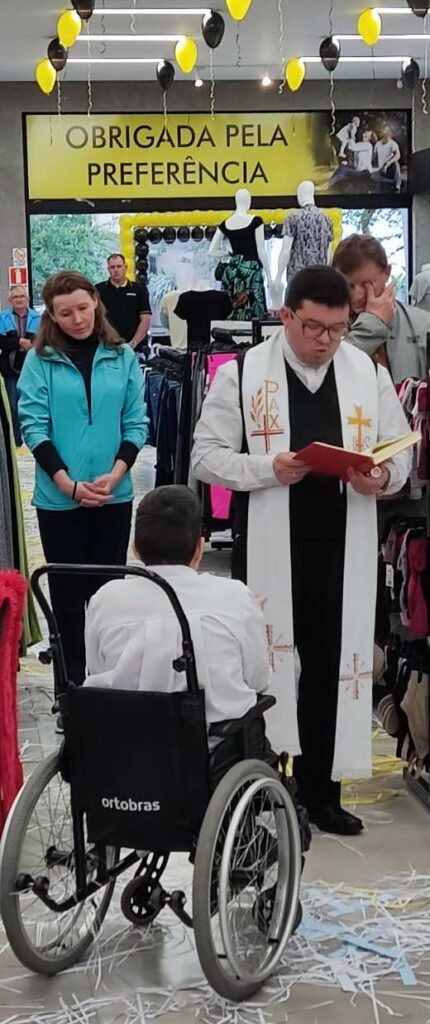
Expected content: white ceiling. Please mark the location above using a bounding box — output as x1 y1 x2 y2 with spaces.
2 1 429 82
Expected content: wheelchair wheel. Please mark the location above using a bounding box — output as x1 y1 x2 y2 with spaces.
193 759 301 1002
0 751 116 975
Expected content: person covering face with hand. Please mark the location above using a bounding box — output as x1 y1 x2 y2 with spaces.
333 234 430 383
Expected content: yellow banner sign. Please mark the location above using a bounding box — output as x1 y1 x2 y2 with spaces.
26 112 325 201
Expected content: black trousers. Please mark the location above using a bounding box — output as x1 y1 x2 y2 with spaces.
37 502 132 686
291 537 345 812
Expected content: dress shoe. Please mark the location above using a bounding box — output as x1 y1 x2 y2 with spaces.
309 805 363 836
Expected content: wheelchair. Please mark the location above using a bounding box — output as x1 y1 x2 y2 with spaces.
0 564 310 1003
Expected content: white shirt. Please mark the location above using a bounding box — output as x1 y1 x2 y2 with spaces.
349 141 373 173
85 564 271 733
159 291 188 350
375 139 400 169
191 329 412 497
337 123 358 146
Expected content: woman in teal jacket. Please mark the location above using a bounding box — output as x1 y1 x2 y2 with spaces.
18 270 147 684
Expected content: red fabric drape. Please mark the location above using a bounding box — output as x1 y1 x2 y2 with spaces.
0 570 27 833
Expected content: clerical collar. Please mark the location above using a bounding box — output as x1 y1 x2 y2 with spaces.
282 332 332 393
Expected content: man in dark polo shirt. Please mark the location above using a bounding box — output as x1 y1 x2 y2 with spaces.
96 254 151 353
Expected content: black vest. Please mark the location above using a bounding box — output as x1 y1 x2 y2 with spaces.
286 361 346 542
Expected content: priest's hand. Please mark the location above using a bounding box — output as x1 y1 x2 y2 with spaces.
273 453 311 485
364 283 396 326
347 464 390 496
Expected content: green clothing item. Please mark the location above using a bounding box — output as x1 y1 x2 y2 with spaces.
0 377 41 650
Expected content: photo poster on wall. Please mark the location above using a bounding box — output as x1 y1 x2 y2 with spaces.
24 110 411 202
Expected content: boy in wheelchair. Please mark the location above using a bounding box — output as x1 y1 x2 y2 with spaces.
85 485 274 767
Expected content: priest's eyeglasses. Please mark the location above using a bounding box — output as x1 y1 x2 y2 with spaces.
290 309 349 342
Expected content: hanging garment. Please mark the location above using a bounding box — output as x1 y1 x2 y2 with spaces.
401 671 429 762
0 417 13 569
0 571 27 834
174 290 232 349
0 379 41 650
283 206 334 278
221 256 267 321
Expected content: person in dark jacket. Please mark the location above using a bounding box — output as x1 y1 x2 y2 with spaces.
0 286 40 446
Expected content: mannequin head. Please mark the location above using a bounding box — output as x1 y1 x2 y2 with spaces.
235 188 252 214
297 181 315 207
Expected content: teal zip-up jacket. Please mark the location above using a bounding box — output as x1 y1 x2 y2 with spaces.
17 342 148 511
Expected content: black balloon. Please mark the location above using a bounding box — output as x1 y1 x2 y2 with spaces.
401 58 420 89
163 227 176 244
47 37 68 72
406 0 430 16
202 10 225 48
135 242 149 258
156 59 175 91
136 258 148 273
274 223 284 238
137 271 148 284
134 228 149 244
319 36 341 72
177 227 191 242
149 228 162 244
191 226 204 241
71 0 95 20
264 224 273 240
205 226 216 240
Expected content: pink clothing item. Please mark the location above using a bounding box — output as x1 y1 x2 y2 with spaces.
407 538 429 639
207 353 237 520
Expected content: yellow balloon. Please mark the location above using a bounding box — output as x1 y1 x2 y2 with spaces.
357 8 382 47
57 9 82 48
35 59 56 95
285 58 306 92
225 0 252 20
175 37 198 74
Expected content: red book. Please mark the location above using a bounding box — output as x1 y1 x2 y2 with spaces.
295 432 420 483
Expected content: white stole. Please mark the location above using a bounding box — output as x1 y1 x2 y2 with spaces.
242 329 378 779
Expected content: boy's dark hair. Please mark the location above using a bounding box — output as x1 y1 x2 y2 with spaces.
286 265 350 311
134 486 202 566
332 234 388 276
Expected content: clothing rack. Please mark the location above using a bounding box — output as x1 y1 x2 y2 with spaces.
403 331 430 811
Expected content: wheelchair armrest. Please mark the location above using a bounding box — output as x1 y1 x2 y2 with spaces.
209 694 276 740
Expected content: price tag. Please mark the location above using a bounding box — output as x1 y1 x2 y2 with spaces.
386 564 394 589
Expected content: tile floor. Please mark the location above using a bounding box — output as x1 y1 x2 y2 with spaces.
1 447 430 1024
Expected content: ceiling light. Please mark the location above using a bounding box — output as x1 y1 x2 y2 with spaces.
261 72 273 87
338 33 430 40
91 6 210 12
68 57 162 64
195 75 204 87
375 6 413 11
75 34 183 42
303 55 410 63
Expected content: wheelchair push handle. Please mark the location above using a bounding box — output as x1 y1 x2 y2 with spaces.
31 563 200 696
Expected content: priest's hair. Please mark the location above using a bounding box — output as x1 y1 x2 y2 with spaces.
286 266 350 312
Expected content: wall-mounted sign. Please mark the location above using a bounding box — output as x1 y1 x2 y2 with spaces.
9 266 28 287
12 247 27 267
24 110 410 202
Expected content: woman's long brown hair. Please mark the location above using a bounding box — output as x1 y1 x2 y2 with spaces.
34 270 122 354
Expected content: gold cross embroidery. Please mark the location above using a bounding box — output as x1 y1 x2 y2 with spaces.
266 625 293 670
347 404 372 453
250 380 284 454
340 653 372 701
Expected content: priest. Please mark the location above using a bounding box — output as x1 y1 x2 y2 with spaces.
191 266 411 836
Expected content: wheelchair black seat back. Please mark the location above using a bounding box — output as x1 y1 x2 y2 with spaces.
0 563 307 1004
66 685 210 852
